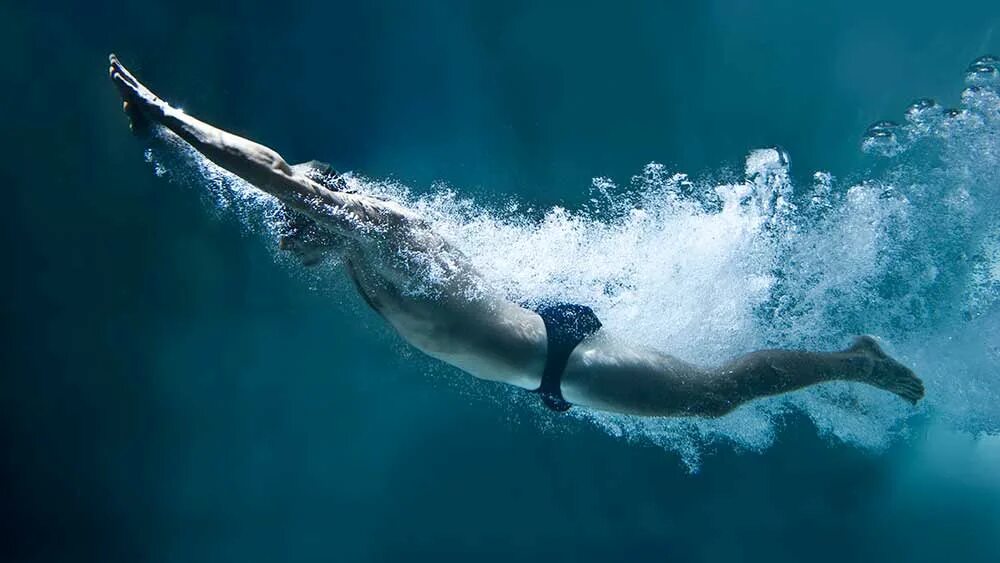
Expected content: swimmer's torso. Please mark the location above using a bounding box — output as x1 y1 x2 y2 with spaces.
342 233 547 390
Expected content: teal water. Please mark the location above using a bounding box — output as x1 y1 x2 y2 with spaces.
3 1 1000 561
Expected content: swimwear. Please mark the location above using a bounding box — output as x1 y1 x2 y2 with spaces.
532 303 603 412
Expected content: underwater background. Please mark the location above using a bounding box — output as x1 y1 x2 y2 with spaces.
3 1 1000 561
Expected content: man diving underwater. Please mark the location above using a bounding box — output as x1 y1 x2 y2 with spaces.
109 54 924 417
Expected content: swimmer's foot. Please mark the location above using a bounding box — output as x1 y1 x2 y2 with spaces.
847 335 925 405
108 54 167 134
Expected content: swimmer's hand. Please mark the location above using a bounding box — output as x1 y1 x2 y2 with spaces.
108 54 167 134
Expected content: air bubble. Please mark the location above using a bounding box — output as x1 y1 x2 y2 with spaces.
965 55 999 88
907 98 936 113
961 85 990 104
745 146 790 178
905 98 939 119
861 120 901 156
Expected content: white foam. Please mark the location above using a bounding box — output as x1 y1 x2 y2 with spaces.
146 77 1000 471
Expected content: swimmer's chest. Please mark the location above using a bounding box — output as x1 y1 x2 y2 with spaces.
343 259 451 346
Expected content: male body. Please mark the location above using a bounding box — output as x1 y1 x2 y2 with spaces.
109 55 923 417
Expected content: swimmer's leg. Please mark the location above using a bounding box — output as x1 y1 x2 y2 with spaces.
562 335 923 417
701 336 924 414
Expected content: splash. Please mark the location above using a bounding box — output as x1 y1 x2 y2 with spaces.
146 57 1000 470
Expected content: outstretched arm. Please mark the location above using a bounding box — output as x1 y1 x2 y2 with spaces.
561 333 924 417
108 55 412 239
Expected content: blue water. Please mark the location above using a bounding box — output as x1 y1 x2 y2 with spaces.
3 1 1000 562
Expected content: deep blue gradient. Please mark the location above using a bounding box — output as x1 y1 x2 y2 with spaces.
2 2 999 562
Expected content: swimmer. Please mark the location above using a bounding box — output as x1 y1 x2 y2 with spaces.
109 54 924 417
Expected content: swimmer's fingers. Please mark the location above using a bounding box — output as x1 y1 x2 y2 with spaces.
108 54 166 133
109 54 159 101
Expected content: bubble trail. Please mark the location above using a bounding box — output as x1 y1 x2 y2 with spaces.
862 120 902 157
966 55 1000 88
145 57 1000 471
